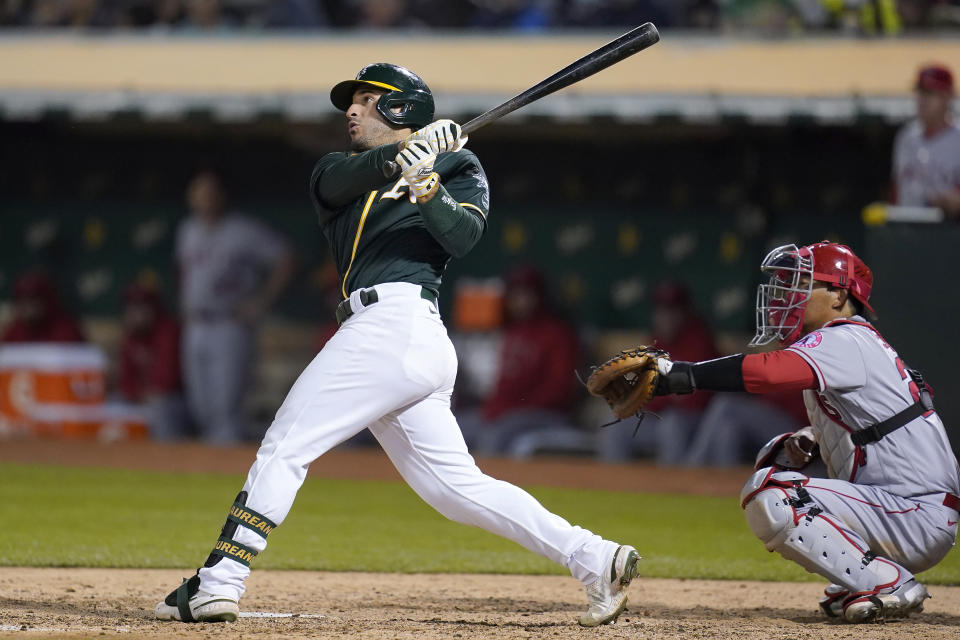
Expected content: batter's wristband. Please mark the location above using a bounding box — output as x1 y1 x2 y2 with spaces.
412 173 440 200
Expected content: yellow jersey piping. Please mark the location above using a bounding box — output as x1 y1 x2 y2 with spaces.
460 202 487 219
341 190 378 298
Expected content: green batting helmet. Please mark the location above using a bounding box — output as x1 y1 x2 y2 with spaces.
330 63 435 128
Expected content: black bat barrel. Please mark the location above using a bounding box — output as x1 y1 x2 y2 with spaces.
381 22 660 178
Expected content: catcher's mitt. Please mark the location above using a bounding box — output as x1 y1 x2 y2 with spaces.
585 346 668 419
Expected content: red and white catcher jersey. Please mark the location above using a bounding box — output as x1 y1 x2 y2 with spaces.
786 318 960 497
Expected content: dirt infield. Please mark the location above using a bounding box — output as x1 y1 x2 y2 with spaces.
2 439 959 639
2 568 959 640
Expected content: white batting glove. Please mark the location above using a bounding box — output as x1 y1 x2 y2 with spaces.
403 119 468 154
396 140 440 200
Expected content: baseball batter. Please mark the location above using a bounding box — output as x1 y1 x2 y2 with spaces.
642 241 959 622
156 63 640 627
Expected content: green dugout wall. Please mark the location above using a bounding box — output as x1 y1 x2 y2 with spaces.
5 203 953 450
2 202 863 333
865 225 960 452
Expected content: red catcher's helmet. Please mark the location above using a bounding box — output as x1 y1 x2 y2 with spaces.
751 241 875 346
802 241 875 316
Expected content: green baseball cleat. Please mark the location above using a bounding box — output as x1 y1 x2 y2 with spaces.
155 574 239 623
578 545 641 627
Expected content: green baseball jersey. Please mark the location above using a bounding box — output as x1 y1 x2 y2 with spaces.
310 142 490 299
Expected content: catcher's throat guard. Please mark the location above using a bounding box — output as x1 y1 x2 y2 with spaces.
585 346 667 419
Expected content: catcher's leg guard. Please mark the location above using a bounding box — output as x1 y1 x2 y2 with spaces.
741 469 906 597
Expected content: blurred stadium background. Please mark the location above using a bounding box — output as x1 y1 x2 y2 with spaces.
1 0 959 454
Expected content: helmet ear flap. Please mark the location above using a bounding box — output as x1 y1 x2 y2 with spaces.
375 90 434 128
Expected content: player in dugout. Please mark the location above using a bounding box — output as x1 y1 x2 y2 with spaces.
155 62 641 627
892 63 960 219
591 241 959 623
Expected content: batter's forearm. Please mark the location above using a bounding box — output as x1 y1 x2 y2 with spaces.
314 143 401 208
417 184 485 258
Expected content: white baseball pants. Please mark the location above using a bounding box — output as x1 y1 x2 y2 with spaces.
199 282 617 601
801 478 957 573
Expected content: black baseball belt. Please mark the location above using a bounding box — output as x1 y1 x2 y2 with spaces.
335 286 438 325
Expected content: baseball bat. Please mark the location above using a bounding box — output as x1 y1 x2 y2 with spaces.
382 22 661 178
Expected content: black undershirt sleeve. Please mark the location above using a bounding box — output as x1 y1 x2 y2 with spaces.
658 354 746 395
690 354 747 392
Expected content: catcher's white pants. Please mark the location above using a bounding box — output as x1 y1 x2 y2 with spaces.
199 282 617 601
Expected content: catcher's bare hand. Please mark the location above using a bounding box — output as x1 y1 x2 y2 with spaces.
783 427 817 467
585 345 669 419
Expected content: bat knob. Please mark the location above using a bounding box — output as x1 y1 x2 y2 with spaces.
382 160 400 179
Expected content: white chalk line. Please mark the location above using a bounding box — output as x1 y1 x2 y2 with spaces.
0 626 115 632
240 612 325 618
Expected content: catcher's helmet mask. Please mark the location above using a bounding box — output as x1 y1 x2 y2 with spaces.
330 63 435 129
751 241 875 347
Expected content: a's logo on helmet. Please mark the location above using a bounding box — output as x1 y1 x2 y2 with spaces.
793 331 822 349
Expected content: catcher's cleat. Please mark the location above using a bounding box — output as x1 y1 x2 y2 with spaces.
578 545 641 627
819 583 849 618
155 574 239 623
841 579 929 623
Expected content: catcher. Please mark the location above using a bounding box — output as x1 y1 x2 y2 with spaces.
587 241 960 623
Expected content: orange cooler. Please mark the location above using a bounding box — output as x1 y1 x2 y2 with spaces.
0 344 146 439
452 278 505 332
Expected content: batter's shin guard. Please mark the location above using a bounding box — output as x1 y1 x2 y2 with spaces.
203 491 277 569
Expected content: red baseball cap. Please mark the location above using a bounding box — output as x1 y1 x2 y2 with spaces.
916 64 954 94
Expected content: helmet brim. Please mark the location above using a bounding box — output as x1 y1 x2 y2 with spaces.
330 79 402 112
